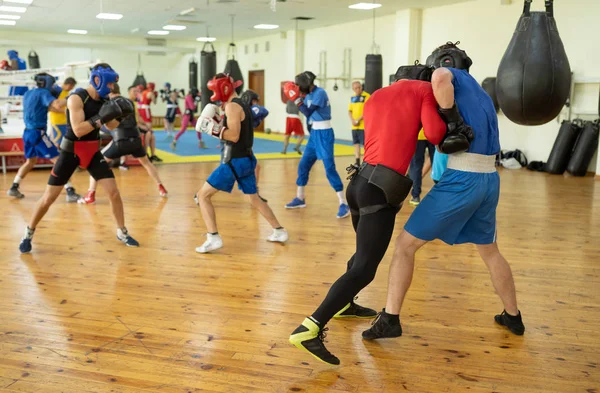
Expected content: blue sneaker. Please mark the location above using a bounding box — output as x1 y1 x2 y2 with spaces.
337 203 350 219
285 197 306 209
117 229 140 247
19 238 32 253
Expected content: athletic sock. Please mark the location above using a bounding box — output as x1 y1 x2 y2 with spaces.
382 309 400 324
308 316 321 329
297 186 305 200
24 226 35 239
117 228 129 239
64 182 73 189
336 191 346 205
13 175 22 185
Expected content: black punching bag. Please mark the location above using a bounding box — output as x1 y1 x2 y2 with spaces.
200 43 217 109
224 44 244 94
132 73 146 89
28 51 40 69
567 120 600 176
189 58 198 91
496 0 571 126
364 54 382 94
482 77 499 113
544 120 583 174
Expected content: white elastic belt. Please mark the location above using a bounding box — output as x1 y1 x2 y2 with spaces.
139 104 151 109
311 120 332 130
286 114 300 119
447 152 496 173
166 104 178 108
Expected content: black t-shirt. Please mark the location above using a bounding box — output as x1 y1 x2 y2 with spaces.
223 97 253 158
65 88 105 141
113 98 140 140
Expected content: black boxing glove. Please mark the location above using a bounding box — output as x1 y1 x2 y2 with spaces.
88 100 123 129
437 104 474 154
112 97 134 118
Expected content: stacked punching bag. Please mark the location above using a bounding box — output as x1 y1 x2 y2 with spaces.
545 120 600 176
481 78 499 113
566 120 600 176
224 43 244 94
200 43 217 110
364 54 382 94
496 0 571 125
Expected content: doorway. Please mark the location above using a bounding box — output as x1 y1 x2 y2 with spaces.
248 70 265 132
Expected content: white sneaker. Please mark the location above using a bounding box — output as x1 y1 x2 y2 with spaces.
195 233 223 253
267 228 288 243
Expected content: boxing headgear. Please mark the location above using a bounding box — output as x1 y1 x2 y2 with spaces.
7 50 18 60
90 64 119 98
240 89 259 106
394 61 434 82
34 73 56 90
147 82 155 91
190 87 199 97
295 71 316 94
0 60 10 70
426 41 472 72
164 82 171 90
207 74 242 103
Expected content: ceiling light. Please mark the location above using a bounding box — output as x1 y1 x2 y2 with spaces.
0 6 27 12
196 37 216 42
148 30 169 35
3 0 33 4
254 24 279 30
0 20 16 25
68 29 88 35
348 2 382 10
180 7 195 16
163 25 186 31
96 13 123 20
0 14 21 19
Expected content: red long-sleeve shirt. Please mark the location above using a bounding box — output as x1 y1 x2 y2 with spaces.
363 80 447 175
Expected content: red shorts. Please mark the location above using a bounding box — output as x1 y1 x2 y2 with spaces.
286 117 304 136
138 107 152 123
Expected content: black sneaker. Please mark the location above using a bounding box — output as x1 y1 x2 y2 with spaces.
150 155 162 162
289 318 340 365
334 298 377 319
7 184 24 199
362 309 403 340
494 310 525 336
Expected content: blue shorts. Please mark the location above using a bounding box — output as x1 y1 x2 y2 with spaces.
23 129 60 160
405 169 499 245
49 124 67 146
207 155 258 195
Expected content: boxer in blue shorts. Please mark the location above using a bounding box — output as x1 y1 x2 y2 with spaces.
364 42 525 340
194 73 288 253
7 73 80 202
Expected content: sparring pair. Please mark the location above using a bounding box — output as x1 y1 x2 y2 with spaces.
290 43 524 365
172 88 203 150
137 83 162 162
194 73 288 253
78 83 168 204
283 73 350 219
19 63 140 253
7 73 80 202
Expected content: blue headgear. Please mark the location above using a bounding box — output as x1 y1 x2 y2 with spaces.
35 73 56 90
7 50 18 60
164 82 171 90
90 65 119 98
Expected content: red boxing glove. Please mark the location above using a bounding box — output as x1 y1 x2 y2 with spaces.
283 81 303 106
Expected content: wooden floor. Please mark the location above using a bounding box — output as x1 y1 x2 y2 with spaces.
1 157 599 393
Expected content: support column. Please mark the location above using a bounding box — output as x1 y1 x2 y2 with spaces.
394 9 423 68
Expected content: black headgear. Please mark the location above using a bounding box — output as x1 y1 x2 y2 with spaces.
394 61 434 82
190 87 199 97
426 41 473 72
295 71 316 94
240 89 259 105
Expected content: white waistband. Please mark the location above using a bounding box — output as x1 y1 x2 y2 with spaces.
311 120 332 130
166 104 178 108
286 114 300 119
447 152 497 173
139 104 151 109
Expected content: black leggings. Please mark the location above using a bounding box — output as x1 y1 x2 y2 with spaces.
312 174 400 326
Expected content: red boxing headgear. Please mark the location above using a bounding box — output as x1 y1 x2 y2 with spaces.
207 74 242 103
147 82 155 91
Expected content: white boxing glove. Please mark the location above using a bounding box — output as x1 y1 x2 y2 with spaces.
196 104 225 139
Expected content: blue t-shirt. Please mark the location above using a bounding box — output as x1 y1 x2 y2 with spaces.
431 151 449 182
23 88 55 130
449 68 500 155
251 104 269 129
304 86 331 122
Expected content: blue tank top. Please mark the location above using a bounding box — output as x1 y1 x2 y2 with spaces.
305 87 331 122
23 88 55 130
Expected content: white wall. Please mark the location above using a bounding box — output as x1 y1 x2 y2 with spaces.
422 0 600 169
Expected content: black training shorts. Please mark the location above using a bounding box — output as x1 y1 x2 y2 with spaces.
48 150 114 186
102 138 147 159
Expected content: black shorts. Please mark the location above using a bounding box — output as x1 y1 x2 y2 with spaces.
102 138 147 159
48 150 114 186
352 129 364 145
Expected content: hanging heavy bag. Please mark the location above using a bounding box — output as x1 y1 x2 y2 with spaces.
544 119 584 174
189 58 198 90
496 0 571 126
364 54 382 94
566 120 600 176
132 73 146 90
200 43 217 109
28 50 40 69
224 43 244 94
482 77 499 113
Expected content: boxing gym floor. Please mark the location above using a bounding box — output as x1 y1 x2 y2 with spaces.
1 157 599 393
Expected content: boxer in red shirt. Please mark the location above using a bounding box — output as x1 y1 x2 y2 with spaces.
289 63 447 365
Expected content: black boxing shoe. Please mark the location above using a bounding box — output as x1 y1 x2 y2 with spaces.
334 298 377 319
362 309 403 340
494 310 525 336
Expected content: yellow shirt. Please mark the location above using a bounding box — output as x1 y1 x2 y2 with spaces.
49 89 69 125
348 91 370 130
418 129 427 140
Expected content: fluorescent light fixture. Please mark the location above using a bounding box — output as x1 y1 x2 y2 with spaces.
180 7 195 16
3 0 33 4
348 2 382 10
0 14 21 19
96 13 123 20
196 37 216 42
0 20 16 25
68 29 88 35
0 6 27 12
163 25 186 31
253 24 279 30
148 30 169 35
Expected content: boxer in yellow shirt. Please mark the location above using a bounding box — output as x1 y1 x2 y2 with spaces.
49 77 77 146
347 81 370 165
